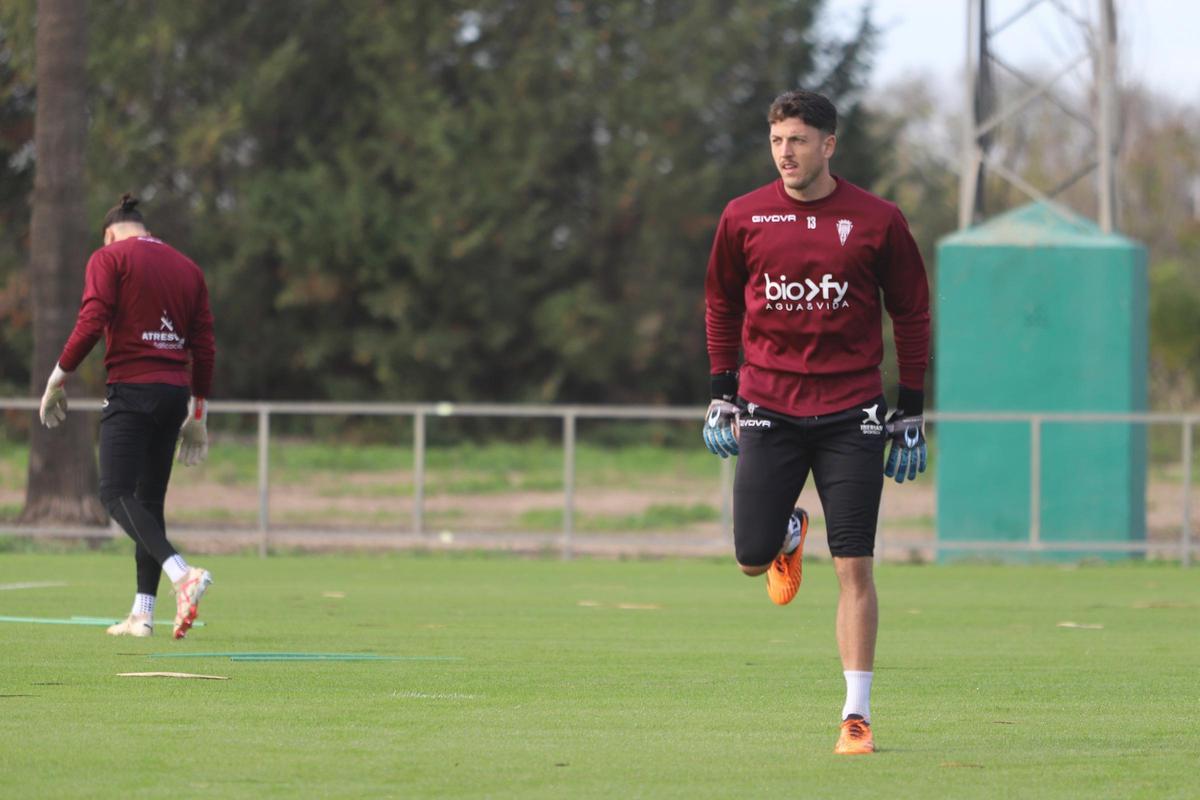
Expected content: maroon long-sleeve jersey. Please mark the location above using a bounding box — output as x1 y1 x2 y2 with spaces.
705 177 929 416
58 236 216 398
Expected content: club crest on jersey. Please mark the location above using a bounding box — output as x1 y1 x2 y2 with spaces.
837 218 853 246
762 273 850 312
860 404 883 436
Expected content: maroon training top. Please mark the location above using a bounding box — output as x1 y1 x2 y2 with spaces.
705 177 930 416
58 236 216 398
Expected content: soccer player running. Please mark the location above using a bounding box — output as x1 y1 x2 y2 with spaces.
702 91 930 755
38 194 216 640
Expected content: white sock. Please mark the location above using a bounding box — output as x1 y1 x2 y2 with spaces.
132 593 155 617
162 554 190 584
842 670 873 722
782 513 803 554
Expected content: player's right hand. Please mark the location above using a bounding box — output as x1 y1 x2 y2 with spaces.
39 364 68 429
702 400 740 458
177 397 209 467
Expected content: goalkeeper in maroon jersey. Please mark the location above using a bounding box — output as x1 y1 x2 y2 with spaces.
702 90 930 755
38 194 216 640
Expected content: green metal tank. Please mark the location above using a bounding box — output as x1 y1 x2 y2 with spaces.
934 201 1148 559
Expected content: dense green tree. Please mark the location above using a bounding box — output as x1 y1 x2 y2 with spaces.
1122 92 1200 408
1 0 883 406
0 6 36 394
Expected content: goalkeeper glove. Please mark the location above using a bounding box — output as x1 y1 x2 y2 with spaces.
177 397 209 466
39 363 68 428
702 371 740 458
884 386 926 484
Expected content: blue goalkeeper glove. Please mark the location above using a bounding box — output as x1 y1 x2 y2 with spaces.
702 371 740 458
703 400 740 458
884 386 926 483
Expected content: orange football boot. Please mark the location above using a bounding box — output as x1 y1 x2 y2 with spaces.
834 716 875 755
766 509 807 605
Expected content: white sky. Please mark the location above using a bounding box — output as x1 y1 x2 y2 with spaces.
825 0 1200 106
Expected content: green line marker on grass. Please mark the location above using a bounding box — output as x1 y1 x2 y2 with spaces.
72 616 205 628
0 581 68 591
228 655 455 662
0 616 85 626
147 652 462 662
0 616 205 628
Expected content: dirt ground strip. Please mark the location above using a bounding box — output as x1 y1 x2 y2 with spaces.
3 472 1195 561
159 469 938 522
164 472 1196 532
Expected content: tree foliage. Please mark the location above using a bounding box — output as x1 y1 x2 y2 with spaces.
1124 93 1200 407
0 6 36 392
868 68 1200 411
1 0 883 404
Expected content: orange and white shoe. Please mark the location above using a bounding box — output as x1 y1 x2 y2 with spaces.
766 509 807 605
834 716 875 755
106 612 153 637
173 567 212 640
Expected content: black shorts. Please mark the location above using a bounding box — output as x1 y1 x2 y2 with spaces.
733 395 887 563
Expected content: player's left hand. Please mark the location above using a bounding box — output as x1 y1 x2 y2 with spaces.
39 364 68 428
884 410 926 483
178 397 208 467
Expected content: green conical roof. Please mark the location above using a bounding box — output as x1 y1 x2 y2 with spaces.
939 201 1140 249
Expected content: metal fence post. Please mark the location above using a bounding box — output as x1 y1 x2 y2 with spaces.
1183 420 1194 568
413 409 426 537
720 456 733 544
1029 415 1042 550
257 406 270 558
562 412 576 560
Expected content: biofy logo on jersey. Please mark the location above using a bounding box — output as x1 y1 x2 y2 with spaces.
762 273 850 312
752 213 797 223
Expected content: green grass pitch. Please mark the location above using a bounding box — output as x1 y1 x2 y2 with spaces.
1 551 1196 799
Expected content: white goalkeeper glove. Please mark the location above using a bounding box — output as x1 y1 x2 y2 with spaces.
39 363 69 428
177 397 208 466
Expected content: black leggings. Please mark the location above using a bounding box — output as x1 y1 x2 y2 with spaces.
98 383 189 596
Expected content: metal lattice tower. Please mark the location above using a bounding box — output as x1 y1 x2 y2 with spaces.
958 0 1120 231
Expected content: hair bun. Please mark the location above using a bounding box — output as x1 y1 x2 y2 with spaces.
119 193 139 212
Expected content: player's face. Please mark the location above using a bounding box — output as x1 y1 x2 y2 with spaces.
769 118 835 193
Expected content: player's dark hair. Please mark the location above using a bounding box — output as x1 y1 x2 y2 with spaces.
767 90 837 134
101 193 145 233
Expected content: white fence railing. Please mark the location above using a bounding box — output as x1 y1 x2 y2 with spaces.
0 399 1196 565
